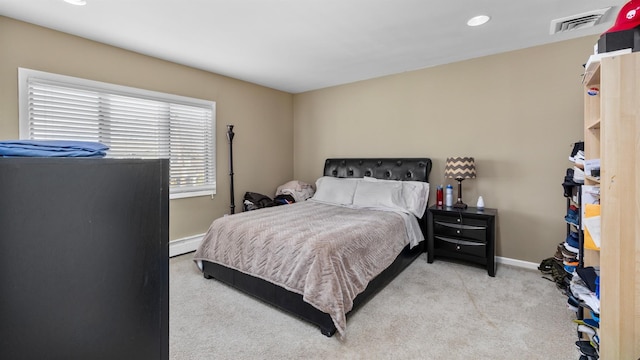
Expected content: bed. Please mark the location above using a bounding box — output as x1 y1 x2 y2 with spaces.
193 158 432 337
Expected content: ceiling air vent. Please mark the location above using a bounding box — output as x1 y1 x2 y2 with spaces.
550 7 612 34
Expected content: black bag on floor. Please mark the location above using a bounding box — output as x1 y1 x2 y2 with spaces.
539 257 570 294
243 192 275 211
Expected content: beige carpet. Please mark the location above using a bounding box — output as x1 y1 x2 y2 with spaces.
170 253 578 360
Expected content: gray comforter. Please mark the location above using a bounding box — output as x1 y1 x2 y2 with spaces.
193 200 415 336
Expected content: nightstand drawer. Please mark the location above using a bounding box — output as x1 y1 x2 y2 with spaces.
434 235 486 258
427 206 497 276
433 214 487 227
433 220 486 242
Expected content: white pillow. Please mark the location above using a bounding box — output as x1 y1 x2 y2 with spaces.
352 180 405 212
401 181 430 218
312 176 359 205
362 177 430 217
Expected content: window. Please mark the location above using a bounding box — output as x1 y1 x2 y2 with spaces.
18 68 216 199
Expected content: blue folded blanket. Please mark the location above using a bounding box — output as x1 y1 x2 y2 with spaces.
0 140 109 158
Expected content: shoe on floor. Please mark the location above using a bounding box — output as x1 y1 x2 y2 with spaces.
574 150 585 169
569 141 584 162
562 168 580 197
565 204 580 225
554 243 564 261
563 242 579 255
576 340 598 357
577 324 596 337
573 166 585 184
565 231 580 248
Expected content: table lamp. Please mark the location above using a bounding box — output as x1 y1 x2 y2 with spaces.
444 157 476 209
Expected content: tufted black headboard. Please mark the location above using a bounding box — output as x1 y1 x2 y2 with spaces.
323 158 432 183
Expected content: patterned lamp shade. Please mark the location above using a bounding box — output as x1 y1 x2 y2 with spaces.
444 157 476 209
444 157 476 180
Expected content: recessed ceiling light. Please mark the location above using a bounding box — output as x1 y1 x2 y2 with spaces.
467 15 491 27
64 0 87 5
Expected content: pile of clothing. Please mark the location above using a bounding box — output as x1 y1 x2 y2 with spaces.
243 180 315 211
275 180 315 203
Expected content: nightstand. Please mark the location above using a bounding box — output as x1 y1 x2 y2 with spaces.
427 205 497 276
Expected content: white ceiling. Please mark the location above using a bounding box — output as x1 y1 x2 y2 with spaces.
0 0 626 93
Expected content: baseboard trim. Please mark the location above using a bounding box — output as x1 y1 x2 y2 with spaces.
169 236 541 270
169 233 204 257
496 256 539 271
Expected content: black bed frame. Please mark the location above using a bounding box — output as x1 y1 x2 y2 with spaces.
201 158 433 336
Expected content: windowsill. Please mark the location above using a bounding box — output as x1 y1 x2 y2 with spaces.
170 189 215 200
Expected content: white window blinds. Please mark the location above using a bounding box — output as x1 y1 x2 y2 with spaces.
19 68 216 198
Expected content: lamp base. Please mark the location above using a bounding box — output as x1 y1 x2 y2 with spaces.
453 201 468 209
454 178 467 209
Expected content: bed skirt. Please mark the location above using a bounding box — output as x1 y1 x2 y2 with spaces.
201 240 424 337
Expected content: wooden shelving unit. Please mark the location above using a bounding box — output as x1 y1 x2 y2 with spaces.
582 51 640 359
582 56 601 269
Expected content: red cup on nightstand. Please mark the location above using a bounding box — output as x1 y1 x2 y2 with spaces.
436 186 443 207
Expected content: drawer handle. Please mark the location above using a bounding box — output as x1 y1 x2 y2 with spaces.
435 221 486 230
456 245 461 250
435 236 485 246
456 230 461 234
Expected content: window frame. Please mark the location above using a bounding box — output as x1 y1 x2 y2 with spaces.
18 68 216 199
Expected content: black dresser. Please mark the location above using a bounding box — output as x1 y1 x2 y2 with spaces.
0 158 169 360
427 205 497 276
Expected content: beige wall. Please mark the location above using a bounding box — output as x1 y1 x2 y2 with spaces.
293 36 597 263
0 16 294 241
0 14 598 263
